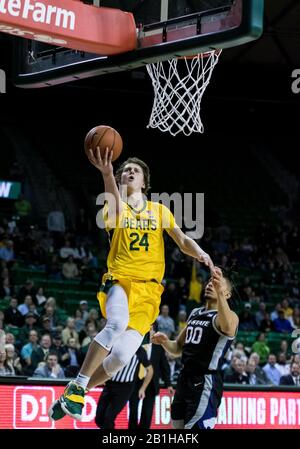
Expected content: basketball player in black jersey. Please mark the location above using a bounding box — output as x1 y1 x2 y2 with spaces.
151 267 239 429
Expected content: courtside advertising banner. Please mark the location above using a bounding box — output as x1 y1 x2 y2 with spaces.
0 385 299 429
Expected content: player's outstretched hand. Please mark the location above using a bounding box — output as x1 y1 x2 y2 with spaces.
151 332 169 345
87 146 113 176
212 266 223 292
197 251 215 275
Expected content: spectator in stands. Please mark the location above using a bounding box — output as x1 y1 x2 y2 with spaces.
47 208 65 248
81 322 98 349
4 297 24 328
255 303 267 328
273 309 294 333
62 256 79 280
224 359 249 384
46 255 62 279
177 277 188 305
61 337 81 377
19 312 39 345
239 303 257 331
50 333 68 364
176 310 187 334
222 355 240 379
78 256 94 284
41 304 60 332
259 312 274 333
275 247 291 269
60 240 77 259
62 317 79 347
0 240 15 264
43 297 60 319
279 362 300 386
75 208 92 236
263 354 281 385
0 277 14 298
35 287 47 307
186 261 203 315
5 343 22 375
20 330 39 373
271 303 282 322
275 353 290 377
161 282 180 320
249 353 272 384
234 342 249 359
281 298 293 319
30 334 52 374
288 308 300 329
87 308 101 330
39 316 55 336
33 352 65 379
18 295 34 316
5 333 16 346
14 194 32 219
79 300 89 322
165 351 181 383
18 280 36 305
251 333 270 365
278 340 292 362
74 310 86 334
156 305 176 339
256 281 270 303
246 360 267 385
0 348 14 376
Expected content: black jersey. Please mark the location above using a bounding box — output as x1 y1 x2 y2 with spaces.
181 307 234 376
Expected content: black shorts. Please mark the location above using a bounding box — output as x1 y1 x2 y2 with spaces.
171 371 223 429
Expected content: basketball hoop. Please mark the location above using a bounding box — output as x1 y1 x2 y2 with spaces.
146 50 221 137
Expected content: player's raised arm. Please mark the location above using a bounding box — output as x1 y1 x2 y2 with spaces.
151 327 187 357
213 267 239 338
167 226 215 274
87 146 123 217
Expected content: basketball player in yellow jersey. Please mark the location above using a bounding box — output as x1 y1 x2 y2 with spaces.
49 148 215 422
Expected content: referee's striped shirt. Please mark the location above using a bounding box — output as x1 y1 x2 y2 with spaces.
110 347 150 383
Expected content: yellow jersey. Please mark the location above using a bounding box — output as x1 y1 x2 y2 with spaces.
103 200 176 283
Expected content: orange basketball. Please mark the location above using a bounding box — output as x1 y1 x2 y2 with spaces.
84 125 123 162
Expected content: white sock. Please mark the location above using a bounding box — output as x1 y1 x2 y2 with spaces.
75 373 90 390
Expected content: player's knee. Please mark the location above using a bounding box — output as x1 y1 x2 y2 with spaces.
93 318 128 350
102 351 131 377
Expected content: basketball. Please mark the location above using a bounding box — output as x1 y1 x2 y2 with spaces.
84 125 123 162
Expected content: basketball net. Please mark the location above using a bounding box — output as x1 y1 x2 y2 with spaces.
146 50 221 137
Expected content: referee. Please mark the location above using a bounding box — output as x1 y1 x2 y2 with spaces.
95 345 153 429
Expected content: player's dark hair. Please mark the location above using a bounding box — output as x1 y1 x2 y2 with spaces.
115 157 151 195
222 266 241 311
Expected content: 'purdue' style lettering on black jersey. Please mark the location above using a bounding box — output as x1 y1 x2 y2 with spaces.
181 307 235 376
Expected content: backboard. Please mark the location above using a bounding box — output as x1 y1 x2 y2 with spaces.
11 0 264 88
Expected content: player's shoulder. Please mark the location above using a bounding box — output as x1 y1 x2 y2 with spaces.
147 201 171 212
187 307 205 321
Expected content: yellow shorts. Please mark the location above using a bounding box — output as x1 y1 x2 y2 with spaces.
97 274 164 336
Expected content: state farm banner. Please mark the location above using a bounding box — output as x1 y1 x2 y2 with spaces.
0 0 136 53
0 385 299 429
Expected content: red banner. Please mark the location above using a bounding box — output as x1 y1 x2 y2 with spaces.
0 0 137 54
0 385 299 429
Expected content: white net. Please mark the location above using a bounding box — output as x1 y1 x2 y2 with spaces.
146 50 221 136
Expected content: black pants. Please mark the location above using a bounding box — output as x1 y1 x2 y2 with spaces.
95 381 135 429
171 371 223 430
128 380 156 429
